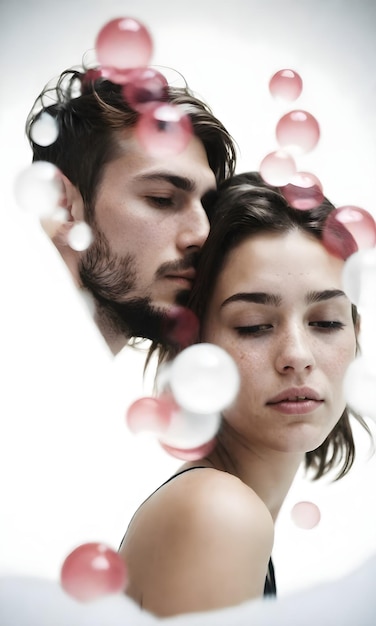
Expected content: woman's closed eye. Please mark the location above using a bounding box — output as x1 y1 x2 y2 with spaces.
235 324 273 336
309 320 345 332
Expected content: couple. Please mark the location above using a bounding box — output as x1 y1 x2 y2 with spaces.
27 67 369 617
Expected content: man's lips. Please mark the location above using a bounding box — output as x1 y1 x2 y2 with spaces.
165 269 196 284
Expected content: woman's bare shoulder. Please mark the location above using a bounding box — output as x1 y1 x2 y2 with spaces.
120 468 274 616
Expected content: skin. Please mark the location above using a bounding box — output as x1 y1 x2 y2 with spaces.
54 132 216 353
120 228 357 617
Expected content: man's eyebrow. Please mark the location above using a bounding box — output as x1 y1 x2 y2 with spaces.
220 292 282 309
305 289 347 304
135 172 196 192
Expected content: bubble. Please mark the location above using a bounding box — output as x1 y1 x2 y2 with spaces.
67 222 93 251
291 501 321 529
100 67 134 86
269 69 303 101
159 408 221 449
281 171 324 209
344 357 376 421
276 110 320 154
328 206 376 251
161 306 200 349
14 161 64 218
135 103 192 156
30 112 59 147
323 212 358 259
169 343 240 414
95 17 153 70
342 247 376 306
260 150 296 186
122 67 168 111
160 437 217 461
60 542 127 602
126 395 174 434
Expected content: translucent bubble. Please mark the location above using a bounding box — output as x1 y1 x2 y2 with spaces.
122 67 168 111
95 17 153 70
135 103 192 156
342 248 376 306
329 206 376 251
323 212 358 260
67 222 93 251
30 112 59 147
291 501 321 529
14 161 63 218
126 395 174 434
281 171 324 209
159 408 221 449
269 69 303 101
100 66 134 85
60 542 127 602
276 110 320 154
160 437 217 461
344 357 376 421
161 306 200 349
169 343 240 414
260 150 296 186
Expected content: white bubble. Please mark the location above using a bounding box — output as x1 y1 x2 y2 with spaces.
30 112 59 147
291 501 321 529
342 248 376 307
67 222 93 251
159 408 221 449
14 161 63 218
344 357 376 421
169 343 240 414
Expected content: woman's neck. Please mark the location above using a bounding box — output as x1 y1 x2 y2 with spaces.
202 428 304 521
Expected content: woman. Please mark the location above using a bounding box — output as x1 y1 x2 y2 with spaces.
119 172 370 617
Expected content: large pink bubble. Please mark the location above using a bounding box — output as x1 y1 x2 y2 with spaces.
95 17 153 70
291 501 321 529
276 110 320 154
328 206 376 250
281 171 324 209
122 67 168 111
322 212 358 260
269 69 303 101
135 103 192 156
260 150 296 186
126 394 176 434
60 543 127 602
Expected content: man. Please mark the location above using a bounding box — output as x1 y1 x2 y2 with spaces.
26 68 236 354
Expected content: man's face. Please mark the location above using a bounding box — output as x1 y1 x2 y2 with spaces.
79 131 216 345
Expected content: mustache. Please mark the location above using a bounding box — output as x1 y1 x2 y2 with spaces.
155 252 200 280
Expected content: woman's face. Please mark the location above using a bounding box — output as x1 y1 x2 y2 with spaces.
202 228 357 454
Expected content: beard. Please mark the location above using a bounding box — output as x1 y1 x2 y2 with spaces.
78 226 195 344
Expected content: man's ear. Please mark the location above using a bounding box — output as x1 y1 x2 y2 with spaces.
40 175 86 288
61 175 85 223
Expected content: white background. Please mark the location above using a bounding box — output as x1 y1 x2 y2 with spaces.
1 0 376 599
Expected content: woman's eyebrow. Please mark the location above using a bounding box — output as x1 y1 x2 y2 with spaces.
305 289 347 304
220 292 282 308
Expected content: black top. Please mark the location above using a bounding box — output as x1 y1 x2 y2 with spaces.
120 465 277 598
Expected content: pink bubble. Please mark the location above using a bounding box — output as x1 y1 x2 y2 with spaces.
135 103 192 156
100 66 134 86
281 171 324 209
322 212 358 259
160 437 217 461
122 67 168 111
60 542 127 602
291 501 321 529
328 206 376 251
162 306 200 349
276 110 320 154
260 150 296 186
95 17 153 70
126 394 176 434
269 69 303 101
